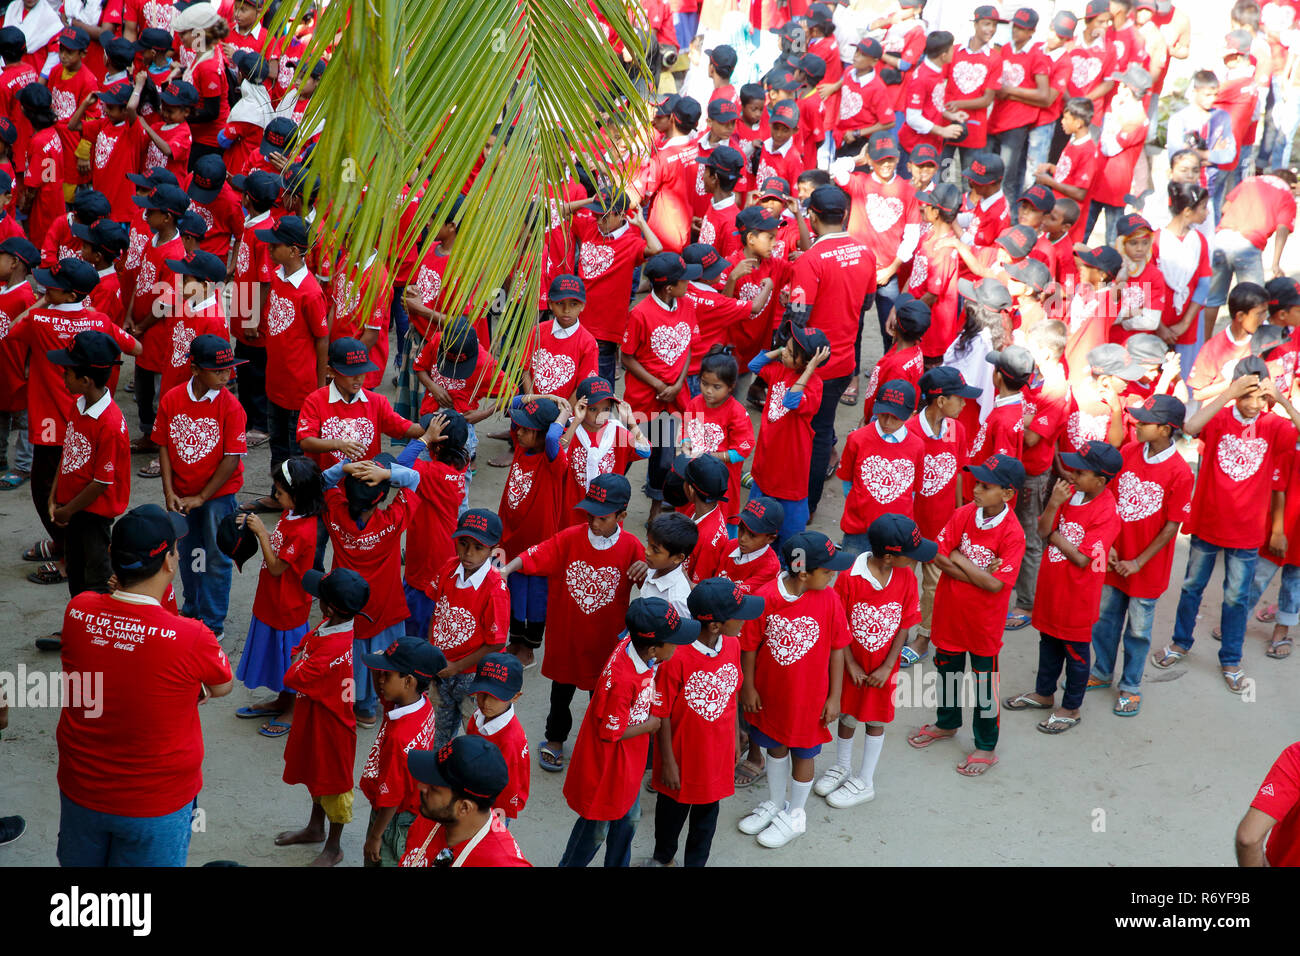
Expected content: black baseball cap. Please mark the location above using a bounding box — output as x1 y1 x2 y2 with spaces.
1005 257 1052 293
133 184 191 216
894 294 932 338
972 4 1007 22
0 117 16 146
996 225 1038 259
1266 276 1300 309
644 251 702 283
160 80 200 107
216 511 260 571
135 27 173 51
418 408 470 450
104 36 136 64
855 37 883 59
671 96 702 130
682 242 732 281
233 49 272 84
873 378 917 419
1019 184 1055 213
796 52 827 83
919 365 982 400
1074 244 1124 278
867 132 901 162
654 93 679 117
626 596 701 645
1088 343 1145 380
97 83 133 107
362 635 447 678
739 496 784 534
189 333 246 369
963 151 1005 185
1109 64 1153 97
1117 212 1154 238
467 652 524 700
1233 355 1271 380
509 395 560 431
72 218 129 255
758 176 791 200
165 249 226 282
0 236 39 269
35 257 100 295
866 514 938 562
964 453 1026 492
408 737 509 801
17 83 51 113
1052 10 1078 36
697 143 745 178
707 98 740 123
1012 7 1039 29
577 472 632 516
453 507 504 546
127 166 179 190
766 71 802 95
985 345 1036 385
328 336 379 375
1251 323 1292 358
1128 393 1186 428
547 273 586 304
188 153 228 204
672 453 729 501
959 277 1014 310
591 188 630 217
47 329 121 368
707 45 738 72
575 375 615 404
177 210 207 240
255 214 309 249
231 170 282 204
736 205 781 233
341 453 396 511
807 184 849 220
918 182 962 214
303 567 371 617
1060 439 1123 478
435 317 478 378
111 504 189 573
72 190 111 222
790 322 831 356
58 25 89 50
260 116 299 158
783 530 855 572
688 577 764 623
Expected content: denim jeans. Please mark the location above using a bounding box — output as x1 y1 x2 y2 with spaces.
433 671 476 750
748 480 810 553
1207 230 1266 309
1025 123 1054 189
0 408 32 472
869 277 899 361
1246 560 1300 627
1035 632 1090 710
268 401 302 470
178 493 237 634
1221 143 1257 199
354 623 405 717
390 285 410 370
1172 535 1258 668
808 373 852 512
1091 585 1158 693
596 338 619 387
559 797 641 867
134 366 159 435
1268 86 1300 170
1084 201 1122 247
990 125 1031 208
57 790 193 866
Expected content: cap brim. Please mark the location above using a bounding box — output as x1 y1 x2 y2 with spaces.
733 593 766 620
681 263 704 281
451 528 498 546
188 184 220 204
1058 452 1090 473
948 383 983 398
360 652 400 672
738 515 779 535
575 498 623 516
253 227 282 243
330 359 381 375
302 568 325 597
902 537 939 562
195 358 248 370
872 401 912 420
33 268 68 290
45 348 79 367
959 279 980 301
660 617 703 644
406 749 451 788
465 677 517 699
963 463 1003 486
821 549 856 571
507 407 537 429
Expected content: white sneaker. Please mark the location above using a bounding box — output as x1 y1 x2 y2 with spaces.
826 776 876 809
813 764 849 796
738 800 780 835
757 808 806 848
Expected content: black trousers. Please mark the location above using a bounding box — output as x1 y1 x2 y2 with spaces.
30 444 64 550
545 680 593 744
65 511 113 597
596 338 619 386
653 792 720 867
268 402 302 470
134 366 159 435
234 342 269 433
808 373 852 512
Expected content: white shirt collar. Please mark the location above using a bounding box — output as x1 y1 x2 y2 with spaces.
650 291 677 312
48 301 86 312
187 379 220 403
994 392 1023 406
663 133 691 148
974 504 1010 530
979 190 1005 211
328 381 369 404
1232 403 1259 426
875 420 908 443
1143 441 1177 464
919 410 946 440
245 209 273 229
711 194 736 211
551 320 580 340
849 551 891 589
691 638 722 658
728 544 768 564
277 263 309 288
626 640 651 673
190 293 217 312
599 221 630 240
690 280 717 292
694 505 721 525
109 590 162 607
588 527 619 551
387 696 428 721
1225 325 1251 347
776 573 800 603
454 560 492 590
765 136 795 156
1070 490 1088 506
96 266 116 279
318 620 354 636
75 389 113 419
474 704 516 736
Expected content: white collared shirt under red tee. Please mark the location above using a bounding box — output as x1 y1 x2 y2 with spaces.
570 216 646 345
1032 490 1122 642
297 382 413 470
522 318 599 401
834 552 920 724
58 389 131 518
151 378 247 499
842 169 921 273
360 694 437 813
837 419 926 534
681 394 755 523
230 210 278 347
931 502 1025 657
621 291 699 418
264 262 329 411
427 556 511 664
833 68 894 145
913 412 968 540
465 704 531 818
711 541 781 594
1105 440 1194 599
1187 404 1291 551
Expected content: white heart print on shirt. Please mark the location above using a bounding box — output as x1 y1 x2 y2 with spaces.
1046 519 1085 563
266 291 296 335
951 60 987 95
650 321 691 365
767 382 791 422
839 88 863 121
851 601 902 653
565 561 620 614
61 426 92 474
859 456 915 503
685 418 725 454
531 348 576 395
1071 56 1101 91
921 452 957 497
321 417 376 460
506 463 533 510
1218 433 1267 482
169 414 220 465
765 615 820 666
1114 470 1163 521
865 194 904 233
684 664 739 722
432 596 476 650
579 243 615 279
1002 62 1025 88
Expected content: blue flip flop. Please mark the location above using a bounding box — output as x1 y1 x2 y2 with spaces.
537 742 565 772
258 718 292 738
1005 611 1032 631
899 644 928 668
237 705 284 719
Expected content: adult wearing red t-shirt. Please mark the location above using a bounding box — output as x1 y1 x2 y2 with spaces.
787 185 877 513
629 96 702 253
988 8 1052 207
57 504 233 866
1238 740 1300 866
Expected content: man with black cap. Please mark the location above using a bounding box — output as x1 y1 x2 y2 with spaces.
788 183 876 513
989 8 1052 208
400 736 531 867
56 504 233 866
628 95 702 253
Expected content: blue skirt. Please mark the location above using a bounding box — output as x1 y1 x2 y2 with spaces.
236 615 309 693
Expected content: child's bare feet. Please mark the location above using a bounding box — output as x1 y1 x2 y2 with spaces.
275 826 324 846
308 847 343 867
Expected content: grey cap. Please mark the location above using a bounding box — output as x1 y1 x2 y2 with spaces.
1233 355 1271 380
958 277 1013 310
1087 343 1145 381
1005 257 1052 293
985 345 1036 385
1126 333 1169 365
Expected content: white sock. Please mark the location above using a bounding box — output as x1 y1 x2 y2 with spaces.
857 733 885 789
790 778 813 813
835 733 854 770
766 753 791 811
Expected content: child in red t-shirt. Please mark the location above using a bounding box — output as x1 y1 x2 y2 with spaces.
464 653 531 821
907 454 1026 777
523 275 600 406
838 378 926 551
861 298 928 421
502 473 646 772
961 344 1034 499
647 578 762 867
1033 97 1098 245
738 531 853 849
426 508 511 750
672 452 731 583
1005 441 1122 733
1187 282 1268 402
559 597 698 868
360 637 442 867
820 515 935 809
681 347 755 529
275 567 367 867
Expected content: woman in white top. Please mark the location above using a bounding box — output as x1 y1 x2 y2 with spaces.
942 279 1011 442
1153 181 1213 376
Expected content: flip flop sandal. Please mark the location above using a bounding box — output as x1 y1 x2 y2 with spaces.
839 383 859 406
236 704 285 719
907 723 956 748
137 458 162 478
1266 638 1294 660
1151 645 1186 669
23 539 58 561
1114 693 1142 716
955 754 999 776
1085 676 1112 692
537 742 565 772
1257 603 1278 623
258 718 292 738
1005 610 1032 631
899 644 928 668
0 471 28 489
734 759 766 788
27 562 67 585
1037 714 1081 734
1004 693 1052 710
245 430 270 448
1222 670 1248 694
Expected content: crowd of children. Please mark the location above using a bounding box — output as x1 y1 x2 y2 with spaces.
6 0 1300 867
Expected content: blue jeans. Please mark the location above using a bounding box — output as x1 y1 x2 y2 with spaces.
841 532 871 556
391 285 409 370
354 622 406 717
268 401 302 470
1085 201 1122 247
1220 143 1257 199
1268 86 1300 170
990 125 1031 208
1034 633 1090 710
1172 535 1258 668
808 372 853 512
1025 123 1054 190
748 480 809 554
1207 230 1265 308
433 671 476 750
868 277 899 363
57 791 193 866
178 493 237 634
1246 560 1300 627
1091 585 1158 694
559 797 641 867
0 409 32 472
404 582 435 639
596 338 619 387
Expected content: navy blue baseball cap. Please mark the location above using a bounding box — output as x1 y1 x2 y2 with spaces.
577 472 632 516
437 317 479 378
127 166 179 190
72 218 129 254
58 25 89 50
1059 439 1123 479
919 366 982 400
189 333 246 370
71 189 111 219
0 236 39 269
188 153 228 204
867 132 901 161
260 116 298 158
509 395 560 431
873 378 916 420
418 408 470 450
575 376 616 404
328 336 379 375
548 273 586 304
35 257 100 295
783 531 855 572
408 736 509 801
893 295 932 338
866 514 938 562
807 183 849 220
160 80 200 107
46 329 121 368
362 635 447 678
626 596 701 645
230 170 282 204
682 242 732 281
1127 393 1186 428
303 567 371 618
255 214 309 249
453 508 503 547
1074 244 1124 278
165 249 226 283
688 577 765 623
132 184 190 216
738 496 784 535
964 453 1026 492
790 323 831 356
110 504 189 572
672 453 729 501
467 652 524 700
644 252 702 283
97 83 133 107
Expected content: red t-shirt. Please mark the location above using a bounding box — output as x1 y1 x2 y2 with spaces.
684 505 731 583
282 622 357 796
1251 741 1300 867
58 393 131 518
1064 40 1116 98
862 343 924 422
989 40 1050 135
632 134 701 253
400 812 531 867
57 590 232 817
143 120 191 185
563 637 657 820
1187 405 1290 550
931 503 1026 657
499 441 569 561
750 360 823 500
360 696 437 812
1022 372 1071 477
570 216 646 343
1064 285 1116 385
464 708 531 818
1032 491 1122 642
1054 135 1100 244
740 578 852 748
1155 227 1212 345
413 338 504 416
426 557 511 663
296 386 412 471
0 281 36 413
251 510 320 630
899 59 947 154
907 231 962 358
132 233 186 369
1219 176 1300 250
186 53 230 147
837 421 926 534
1091 118 1149 208
151 380 247 499
681 283 750 377
562 420 640 525
843 170 920 272
834 555 920 723
731 253 792 361
621 293 699 418
323 487 414 640
712 541 781 595
789 233 877 380
681 395 755 523
753 139 803 196
520 525 645 689
188 184 244 260
522 320 599 401
405 458 467 595
264 265 329 411
699 196 743 262
651 635 742 805
1188 328 1253 397
833 70 894 144
962 193 1010 252
945 43 1003 150
913 414 968 539
1106 441 1194 598
328 256 392 389
84 117 148 223
24 126 64 244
